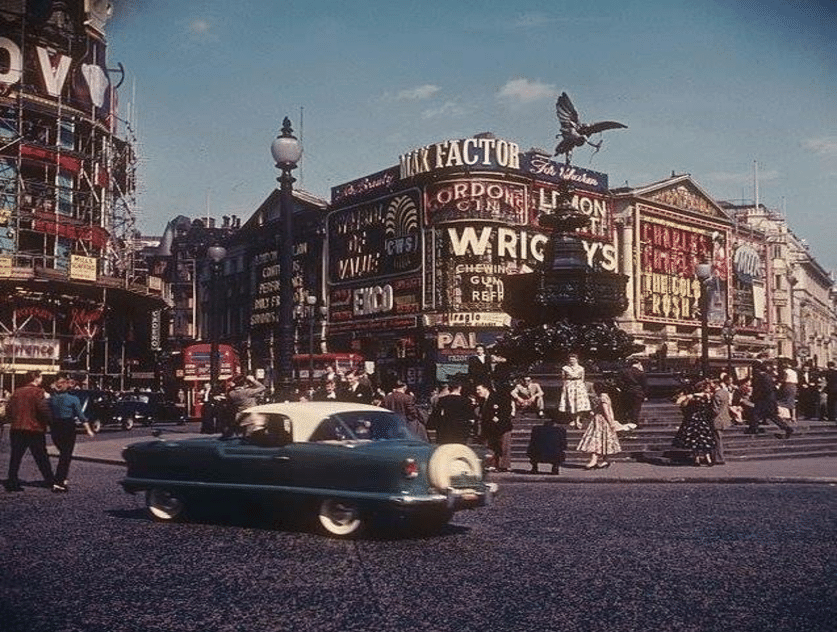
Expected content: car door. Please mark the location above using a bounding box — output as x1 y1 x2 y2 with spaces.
216 441 294 488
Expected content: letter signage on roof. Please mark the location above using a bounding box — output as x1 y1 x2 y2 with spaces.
520 151 609 193
399 137 521 179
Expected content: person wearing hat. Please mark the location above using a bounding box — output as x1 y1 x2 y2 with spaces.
382 380 428 441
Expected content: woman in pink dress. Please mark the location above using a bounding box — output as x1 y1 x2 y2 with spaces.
558 354 591 428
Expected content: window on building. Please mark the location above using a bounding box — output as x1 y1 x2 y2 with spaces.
58 120 74 150
774 275 782 291
56 169 73 216
0 107 17 139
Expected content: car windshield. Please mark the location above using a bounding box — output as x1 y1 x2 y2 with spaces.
311 411 416 442
121 394 150 403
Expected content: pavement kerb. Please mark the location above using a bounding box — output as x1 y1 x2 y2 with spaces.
48 438 837 485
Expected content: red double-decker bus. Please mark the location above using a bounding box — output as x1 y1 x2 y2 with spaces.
182 343 240 418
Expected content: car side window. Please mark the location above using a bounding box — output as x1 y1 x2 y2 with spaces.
310 418 348 442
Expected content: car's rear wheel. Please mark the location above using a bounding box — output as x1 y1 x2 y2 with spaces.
427 443 482 490
317 498 364 537
146 488 185 522
121 417 134 431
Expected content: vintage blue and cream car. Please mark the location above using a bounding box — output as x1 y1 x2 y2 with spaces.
120 402 497 537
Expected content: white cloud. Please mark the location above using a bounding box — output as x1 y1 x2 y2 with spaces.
803 137 837 157
421 101 468 119
497 78 556 104
189 19 211 34
512 12 552 28
396 84 441 101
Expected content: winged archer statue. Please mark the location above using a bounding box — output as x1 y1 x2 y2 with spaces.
555 92 627 164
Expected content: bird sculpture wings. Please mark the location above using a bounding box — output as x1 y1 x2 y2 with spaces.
555 92 627 162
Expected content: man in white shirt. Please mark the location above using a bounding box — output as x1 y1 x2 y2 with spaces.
511 376 545 418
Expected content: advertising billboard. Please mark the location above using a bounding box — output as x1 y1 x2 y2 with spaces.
327 189 423 286
636 207 729 325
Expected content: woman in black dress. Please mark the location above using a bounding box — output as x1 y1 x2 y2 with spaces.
673 380 717 466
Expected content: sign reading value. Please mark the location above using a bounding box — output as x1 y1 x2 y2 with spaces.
328 190 422 285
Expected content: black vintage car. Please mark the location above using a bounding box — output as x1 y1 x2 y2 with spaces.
108 392 187 431
68 389 116 434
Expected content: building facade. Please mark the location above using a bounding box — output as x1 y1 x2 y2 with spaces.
0 1 167 390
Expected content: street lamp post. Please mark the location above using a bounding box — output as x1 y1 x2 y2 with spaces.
721 318 735 378
271 117 303 400
306 295 317 392
207 245 227 396
695 260 712 378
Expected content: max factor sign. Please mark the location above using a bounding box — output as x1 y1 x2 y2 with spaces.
400 137 521 178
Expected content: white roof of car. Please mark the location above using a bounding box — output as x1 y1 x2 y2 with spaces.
241 401 391 442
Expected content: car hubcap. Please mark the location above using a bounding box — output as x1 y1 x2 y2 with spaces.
319 499 361 536
147 489 183 521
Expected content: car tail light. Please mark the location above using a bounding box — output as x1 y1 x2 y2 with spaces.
401 458 419 479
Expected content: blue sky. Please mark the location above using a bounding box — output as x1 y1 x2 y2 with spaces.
107 0 837 270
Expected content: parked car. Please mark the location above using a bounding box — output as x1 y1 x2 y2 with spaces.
109 392 187 430
68 389 116 434
120 402 498 537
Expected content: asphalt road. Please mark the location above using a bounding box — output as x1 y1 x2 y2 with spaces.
1 455 835 632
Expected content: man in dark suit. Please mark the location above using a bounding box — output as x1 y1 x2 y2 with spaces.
711 375 732 465
313 379 339 401
468 344 493 388
749 361 793 438
382 380 427 441
339 370 373 405
427 377 475 444
475 381 512 472
618 360 647 426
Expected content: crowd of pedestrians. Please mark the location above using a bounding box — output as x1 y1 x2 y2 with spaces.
5 351 836 488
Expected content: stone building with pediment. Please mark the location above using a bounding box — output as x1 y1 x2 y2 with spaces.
610 175 773 374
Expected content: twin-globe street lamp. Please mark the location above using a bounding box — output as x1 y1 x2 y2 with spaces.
207 245 227 396
270 117 303 400
695 260 712 378
721 319 736 378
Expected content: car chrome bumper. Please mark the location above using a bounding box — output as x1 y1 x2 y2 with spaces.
388 482 498 510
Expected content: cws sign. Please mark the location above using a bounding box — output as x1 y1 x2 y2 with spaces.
327 190 422 285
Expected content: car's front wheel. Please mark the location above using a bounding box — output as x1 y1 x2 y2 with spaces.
146 489 186 522
89 419 102 434
121 417 134 431
317 498 364 537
